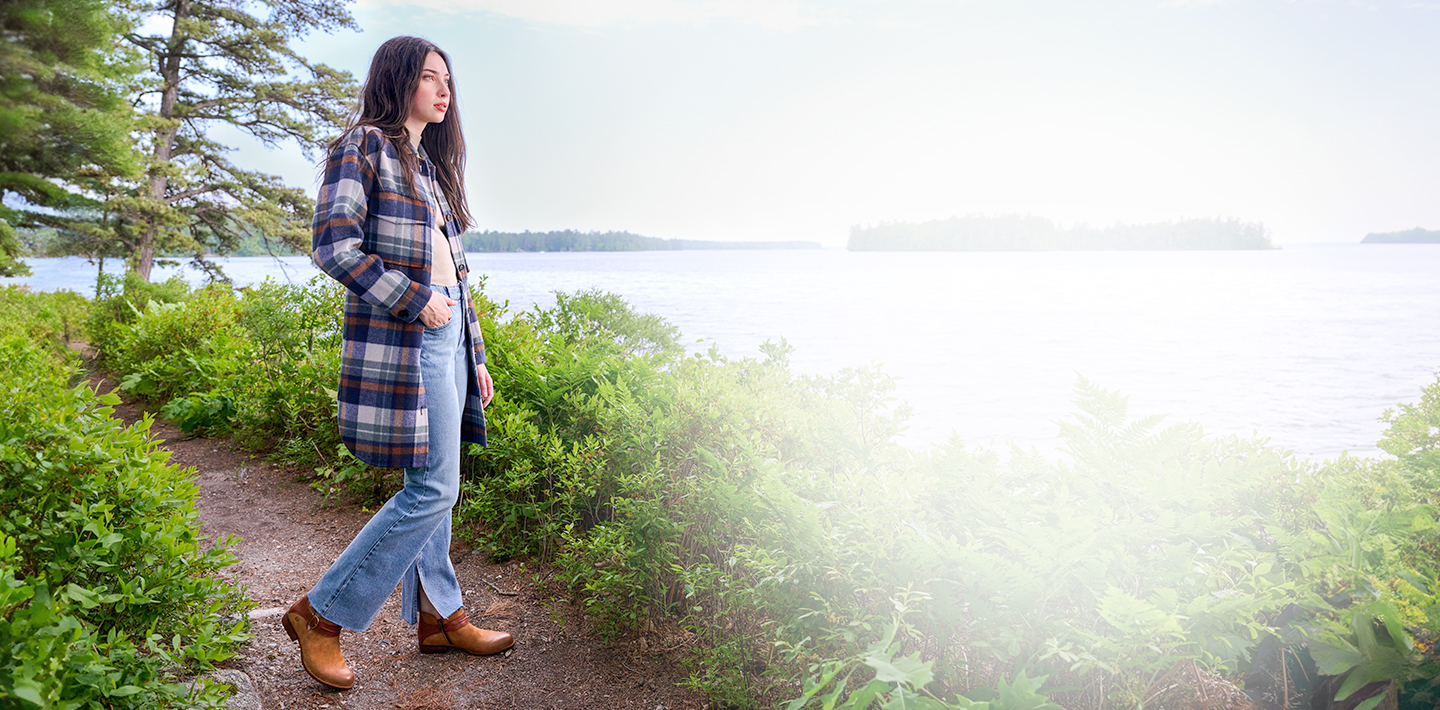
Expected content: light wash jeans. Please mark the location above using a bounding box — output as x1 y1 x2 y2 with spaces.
308 282 468 631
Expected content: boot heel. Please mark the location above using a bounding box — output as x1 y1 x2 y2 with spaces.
281 613 299 643
419 644 448 654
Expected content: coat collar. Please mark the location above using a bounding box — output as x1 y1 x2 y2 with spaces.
416 143 436 178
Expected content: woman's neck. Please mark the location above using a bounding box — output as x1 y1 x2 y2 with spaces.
403 118 426 149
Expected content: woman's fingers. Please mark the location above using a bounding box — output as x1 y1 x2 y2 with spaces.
419 291 460 327
478 364 494 408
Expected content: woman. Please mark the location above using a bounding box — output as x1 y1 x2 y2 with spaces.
283 36 512 691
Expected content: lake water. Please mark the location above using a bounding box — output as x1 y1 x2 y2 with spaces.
8 244 1440 459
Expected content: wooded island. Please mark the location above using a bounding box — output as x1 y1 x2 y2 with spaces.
1362 228 1440 244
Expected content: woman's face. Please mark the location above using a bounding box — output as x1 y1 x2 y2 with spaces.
409 51 451 127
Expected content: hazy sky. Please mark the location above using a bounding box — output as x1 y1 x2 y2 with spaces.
227 0 1440 246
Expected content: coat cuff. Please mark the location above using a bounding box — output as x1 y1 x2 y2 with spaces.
389 280 433 323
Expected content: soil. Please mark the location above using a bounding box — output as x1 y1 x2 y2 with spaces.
92 373 710 710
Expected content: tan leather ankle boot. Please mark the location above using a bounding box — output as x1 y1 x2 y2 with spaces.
418 608 513 655
281 595 354 690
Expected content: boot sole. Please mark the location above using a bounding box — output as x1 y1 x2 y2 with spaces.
418 642 513 655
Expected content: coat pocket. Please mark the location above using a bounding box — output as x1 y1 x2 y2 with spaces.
368 213 428 270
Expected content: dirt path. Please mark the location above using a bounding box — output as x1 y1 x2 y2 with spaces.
96 377 709 710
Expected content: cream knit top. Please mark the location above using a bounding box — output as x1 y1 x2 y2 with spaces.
426 173 458 287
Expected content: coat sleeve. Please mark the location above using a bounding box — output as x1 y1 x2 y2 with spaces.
312 127 432 323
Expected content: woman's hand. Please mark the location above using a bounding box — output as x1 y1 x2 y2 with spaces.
478 363 494 408
419 291 458 328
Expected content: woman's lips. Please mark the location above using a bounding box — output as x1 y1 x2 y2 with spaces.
435 103 447 112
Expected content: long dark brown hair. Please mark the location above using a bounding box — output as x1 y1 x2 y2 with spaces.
330 36 473 231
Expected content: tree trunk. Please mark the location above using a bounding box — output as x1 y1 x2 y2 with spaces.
136 0 190 282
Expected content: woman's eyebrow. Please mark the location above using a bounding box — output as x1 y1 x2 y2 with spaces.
420 69 451 79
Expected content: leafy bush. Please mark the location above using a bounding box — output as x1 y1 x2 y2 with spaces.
85 275 1440 710
463 287 1440 709
0 285 89 358
225 278 347 474
1280 381 1440 710
92 275 383 496
0 333 250 708
85 272 192 361
105 285 244 403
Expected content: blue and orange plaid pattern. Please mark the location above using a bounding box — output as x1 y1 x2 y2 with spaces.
312 125 487 469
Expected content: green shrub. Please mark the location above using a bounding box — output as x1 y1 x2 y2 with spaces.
226 278 347 473
106 285 245 404
1279 383 1440 710
86 272 191 362
0 334 249 709
0 286 89 358
461 286 1440 709
92 275 389 498
83 274 1440 710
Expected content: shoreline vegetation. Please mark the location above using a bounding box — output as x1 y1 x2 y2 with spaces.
848 216 1275 251
460 230 822 253
1363 228 1440 244
6 277 1436 710
32 229 825 258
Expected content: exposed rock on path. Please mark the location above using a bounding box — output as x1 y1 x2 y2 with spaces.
97 377 706 710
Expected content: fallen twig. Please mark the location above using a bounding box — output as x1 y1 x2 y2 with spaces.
482 578 519 597
1189 659 1208 703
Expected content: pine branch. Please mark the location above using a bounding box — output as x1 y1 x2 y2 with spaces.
165 185 224 203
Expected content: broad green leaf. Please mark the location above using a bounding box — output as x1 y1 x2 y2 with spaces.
845 679 892 710
65 582 101 609
820 675 849 710
12 679 44 705
1369 601 1412 651
864 652 934 689
1334 670 1372 704
1350 612 1380 654
1308 639 1363 677
908 698 952 710
880 690 917 710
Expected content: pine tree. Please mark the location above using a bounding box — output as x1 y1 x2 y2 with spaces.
0 0 143 277
122 0 359 281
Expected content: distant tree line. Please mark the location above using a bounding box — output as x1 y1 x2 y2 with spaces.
21 227 305 259
848 216 1274 251
462 230 821 252
1362 228 1440 244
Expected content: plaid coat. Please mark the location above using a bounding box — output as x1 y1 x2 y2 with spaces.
312 125 487 469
